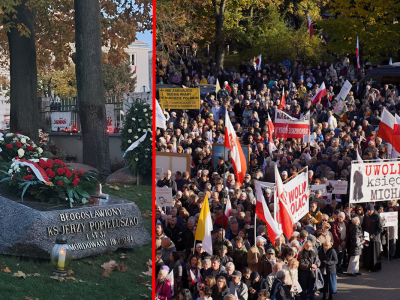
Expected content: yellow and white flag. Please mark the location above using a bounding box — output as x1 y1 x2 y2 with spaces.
195 194 213 255
216 79 221 94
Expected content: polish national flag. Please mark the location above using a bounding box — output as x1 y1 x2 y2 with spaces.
190 269 197 285
392 114 400 154
255 54 262 71
275 164 294 238
225 195 232 218
356 36 360 70
255 181 282 246
267 113 274 142
307 14 314 38
225 111 247 185
196 269 203 289
311 82 327 105
377 108 395 144
356 149 363 162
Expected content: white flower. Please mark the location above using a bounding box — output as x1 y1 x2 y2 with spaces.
143 129 146 132
135 136 138 139
148 128 151 131
143 108 147 112
37 147 43 154
20 138 26 144
145 155 148 158
8 169 13 174
132 118 136 121
138 129 141 132
0 137 4 141
6 133 13 137
150 107 153 110
18 148 25 157
139 119 142 122
145 113 148 116
135 158 138 161
150 138 152 141
128 140 132 143
128 129 132 133
135 108 137 111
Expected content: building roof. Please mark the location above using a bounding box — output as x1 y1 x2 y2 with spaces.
129 40 150 48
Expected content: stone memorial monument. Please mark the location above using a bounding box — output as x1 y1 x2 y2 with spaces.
0 194 151 259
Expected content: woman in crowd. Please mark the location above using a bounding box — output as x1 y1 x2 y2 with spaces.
211 276 230 300
347 216 364 276
169 251 183 294
318 241 338 300
156 268 172 300
179 289 193 300
298 240 320 300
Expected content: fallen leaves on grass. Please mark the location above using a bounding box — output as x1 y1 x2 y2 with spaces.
142 267 152 276
101 260 128 276
66 270 74 276
137 193 142 196
146 259 152 267
66 276 76 281
84 261 94 266
13 271 26 278
140 295 149 298
120 253 128 259
108 185 120 190
2 267 11 273
142 210 152 218
33 273 40 277
50 275 65 282
139 280 149 285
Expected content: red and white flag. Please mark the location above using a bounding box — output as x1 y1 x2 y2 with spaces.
267 113 274 142
377 108 394 143
172 140 177 153
255 181 282 246
190 269 197 285
311 82 327 105
307 14 314 38
225 195 232 218
356 36 360 70
392 114 400 155
255 54 262 71
279 88 285 110
196 269 203 289
275 164 294 238
225 110 247 185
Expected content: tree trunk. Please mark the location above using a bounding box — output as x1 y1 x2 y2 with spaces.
74 0 110 173
7 1 38 141
213 0 226 68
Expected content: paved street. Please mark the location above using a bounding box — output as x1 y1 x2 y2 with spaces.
315 258 400 299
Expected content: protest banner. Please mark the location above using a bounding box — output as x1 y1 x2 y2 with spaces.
309 184 332 203
282 171 309 223
274 109 310 140
349 160 400 203
156 187 173 206
155 168 164 179
336 80 352 101
380 211 398 227
325 181 348 194
159 88 200 109
51 111 72 131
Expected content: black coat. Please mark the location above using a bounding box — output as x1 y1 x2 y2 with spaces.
318 247 338 274
348 223 364 257
270 278 294 300
362 211 383 241
211 286 230 300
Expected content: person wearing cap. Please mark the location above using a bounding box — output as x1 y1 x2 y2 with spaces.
197 156 213 174
258 248 276 279
215 156 227 177
248 236 267 272
362 203 383 272
229 270 248 300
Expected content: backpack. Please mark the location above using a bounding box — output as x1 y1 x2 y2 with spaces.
271 282 281 300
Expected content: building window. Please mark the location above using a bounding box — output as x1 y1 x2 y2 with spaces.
131 54 136 66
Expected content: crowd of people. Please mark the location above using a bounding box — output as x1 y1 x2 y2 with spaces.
154 56 400 300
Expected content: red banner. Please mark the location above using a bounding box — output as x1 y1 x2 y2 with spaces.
274 109 310 140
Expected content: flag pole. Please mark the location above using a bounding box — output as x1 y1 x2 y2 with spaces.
221 118 226 261
254 213 257 260
193 239 196 254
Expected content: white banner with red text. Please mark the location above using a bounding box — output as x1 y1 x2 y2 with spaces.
280 170 309 223
274 109 310 140
51 112 73 132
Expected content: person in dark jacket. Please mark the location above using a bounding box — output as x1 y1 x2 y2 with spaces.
270 269 294 300
298 240 320 300
318 241 338 300
362 204 383 272
211 275 230 300
203 256 229 281
248 271 268 300
347 217 364 276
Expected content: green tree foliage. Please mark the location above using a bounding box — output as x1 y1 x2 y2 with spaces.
102 59 137 96
318 0 400 64
236 5 329 65
120 102 152 178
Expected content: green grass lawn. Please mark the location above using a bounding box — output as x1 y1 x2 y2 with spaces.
0 184 152 300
